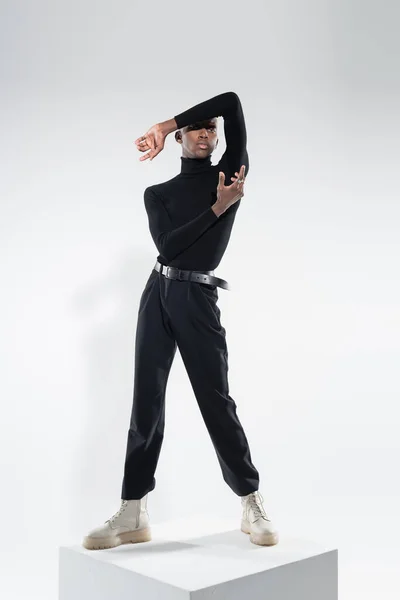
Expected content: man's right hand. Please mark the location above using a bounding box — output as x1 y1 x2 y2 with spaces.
212 165 246 215
135 123 167 161
135 119 177 162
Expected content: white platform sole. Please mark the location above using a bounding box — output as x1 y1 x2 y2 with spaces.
82 527 152 550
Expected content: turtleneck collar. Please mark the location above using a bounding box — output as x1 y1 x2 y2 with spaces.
179 155 213 176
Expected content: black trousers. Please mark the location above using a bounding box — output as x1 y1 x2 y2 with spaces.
121 267 260 500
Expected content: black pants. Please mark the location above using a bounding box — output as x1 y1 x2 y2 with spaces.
121 268 260 500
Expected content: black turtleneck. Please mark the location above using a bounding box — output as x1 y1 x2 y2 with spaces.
143 91 249 271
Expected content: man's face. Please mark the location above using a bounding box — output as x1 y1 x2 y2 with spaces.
178 118 218 157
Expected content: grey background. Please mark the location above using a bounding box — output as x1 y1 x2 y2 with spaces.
1 1 399 599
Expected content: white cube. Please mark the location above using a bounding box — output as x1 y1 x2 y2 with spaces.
59 514 338 599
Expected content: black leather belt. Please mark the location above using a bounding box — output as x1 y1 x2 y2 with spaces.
154 260 230 290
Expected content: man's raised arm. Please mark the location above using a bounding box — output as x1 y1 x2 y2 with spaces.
172 91 249 180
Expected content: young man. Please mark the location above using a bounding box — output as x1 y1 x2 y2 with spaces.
83 92 279 550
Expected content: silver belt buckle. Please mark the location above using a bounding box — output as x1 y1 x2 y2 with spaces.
165 266 181 280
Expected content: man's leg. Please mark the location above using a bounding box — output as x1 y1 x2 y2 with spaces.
168 279 259 496
121 270 177 500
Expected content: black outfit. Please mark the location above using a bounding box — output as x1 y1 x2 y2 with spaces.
121 92 260 500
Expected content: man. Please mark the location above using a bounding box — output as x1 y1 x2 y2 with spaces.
82 91 279 550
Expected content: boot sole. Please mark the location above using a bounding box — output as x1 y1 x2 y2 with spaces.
82 527 152 550
241 520 279 546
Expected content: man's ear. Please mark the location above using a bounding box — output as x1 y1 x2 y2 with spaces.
175 131 182 144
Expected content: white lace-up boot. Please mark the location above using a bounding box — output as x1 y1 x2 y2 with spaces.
241 490 279 546
82 495 151 550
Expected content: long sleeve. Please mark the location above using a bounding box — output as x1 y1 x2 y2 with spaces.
174 91 250 179
144 186 218 262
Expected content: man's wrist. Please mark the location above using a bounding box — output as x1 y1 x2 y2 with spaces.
160 118 178 136
211 203 226 218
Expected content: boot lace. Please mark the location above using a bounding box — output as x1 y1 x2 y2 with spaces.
105 500 128 524
248 491 270 521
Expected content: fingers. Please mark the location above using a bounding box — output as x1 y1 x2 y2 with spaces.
136 141 148 152
139 150 155 161
222 168 245 203
135 131 165 162
230 166 246 191
231 166 246 180
136 141 149 155
138 145 161 162
136 135 153 161
135 136 148 150
135 134 155 154
236 165 246 190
